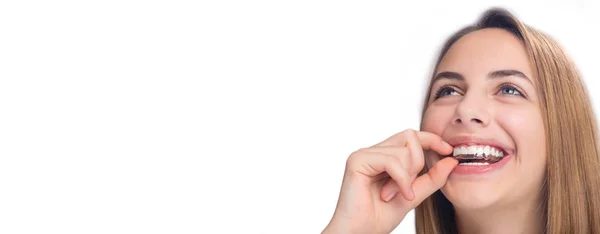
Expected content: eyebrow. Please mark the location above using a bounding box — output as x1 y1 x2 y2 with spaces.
432 69 532 84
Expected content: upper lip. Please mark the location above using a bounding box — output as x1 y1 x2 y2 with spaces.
445 135 514 155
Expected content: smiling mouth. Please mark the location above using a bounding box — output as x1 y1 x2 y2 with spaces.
452 145 506 165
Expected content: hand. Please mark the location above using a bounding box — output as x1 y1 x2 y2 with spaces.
322 129 458 234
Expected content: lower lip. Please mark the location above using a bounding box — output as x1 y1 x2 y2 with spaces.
451 154 513 174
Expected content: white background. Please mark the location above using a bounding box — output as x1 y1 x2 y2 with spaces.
1 0 598 233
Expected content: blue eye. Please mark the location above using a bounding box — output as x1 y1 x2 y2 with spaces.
498 84 523 96
434 86 460 99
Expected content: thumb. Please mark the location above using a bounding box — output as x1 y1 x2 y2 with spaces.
411 157 458 206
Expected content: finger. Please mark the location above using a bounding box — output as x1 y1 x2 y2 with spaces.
380 157 458 203
380 177 402 202
373 131 452 175
411 157 459 205
383 159 415 201
347 152 415 200
412 131 454 155
380 171 419 202
375 130 453 156
363 146 417 202
369 133 427 177
404 130 424 176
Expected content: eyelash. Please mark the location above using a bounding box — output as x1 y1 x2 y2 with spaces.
433 85 459 99
433 83 526 100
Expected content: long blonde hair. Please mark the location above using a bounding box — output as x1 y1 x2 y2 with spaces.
416 7 600 234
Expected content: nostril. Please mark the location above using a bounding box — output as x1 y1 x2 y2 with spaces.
454 118 484 125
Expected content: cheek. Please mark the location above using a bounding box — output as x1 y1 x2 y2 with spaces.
421 106 454 134
498 106 546 162
422 106 454 169
500 107 545 142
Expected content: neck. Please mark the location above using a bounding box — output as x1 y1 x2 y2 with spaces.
454 197 545 234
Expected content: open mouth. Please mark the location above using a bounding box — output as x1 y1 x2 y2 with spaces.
452 145 507 166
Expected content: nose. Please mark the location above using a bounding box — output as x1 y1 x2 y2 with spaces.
453 93 490 127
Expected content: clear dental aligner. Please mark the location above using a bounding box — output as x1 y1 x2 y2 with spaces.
453 145 505 163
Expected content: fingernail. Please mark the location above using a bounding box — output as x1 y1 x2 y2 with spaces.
384 191 397 202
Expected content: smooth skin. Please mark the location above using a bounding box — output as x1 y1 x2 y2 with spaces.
323 28 546 234
322 129 458 234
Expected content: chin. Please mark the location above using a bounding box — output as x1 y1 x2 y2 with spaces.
438 157 516 210
440 181 505 210
425 142 518 210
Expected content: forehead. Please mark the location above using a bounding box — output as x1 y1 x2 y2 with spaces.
436 28 534 83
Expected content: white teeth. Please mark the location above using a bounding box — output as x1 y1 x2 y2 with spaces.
476 147 483 156
452 145 505 159
491 148 499 157
468 146 476 155
459 162 490 166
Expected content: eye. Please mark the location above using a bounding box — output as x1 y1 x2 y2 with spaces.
434 85 460 99
497 83 524 97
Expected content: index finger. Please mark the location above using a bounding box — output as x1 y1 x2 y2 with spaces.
415 131 453 155
375 130 453 154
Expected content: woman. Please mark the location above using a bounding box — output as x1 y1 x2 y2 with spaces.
323 7 600 234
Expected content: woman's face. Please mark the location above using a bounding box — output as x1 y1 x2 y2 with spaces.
422 28 546 210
